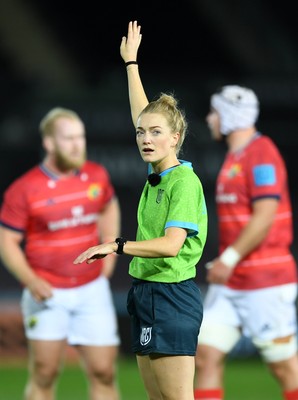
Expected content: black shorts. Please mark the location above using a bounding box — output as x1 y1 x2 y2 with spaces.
126 278 203 356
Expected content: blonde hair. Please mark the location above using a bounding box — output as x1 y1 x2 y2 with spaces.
39 107 83 138
140 93 188 156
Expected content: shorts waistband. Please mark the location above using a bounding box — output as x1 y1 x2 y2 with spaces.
132 278 194 285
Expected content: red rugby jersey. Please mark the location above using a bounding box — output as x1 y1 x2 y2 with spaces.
0 161 115 288
216 134 297 289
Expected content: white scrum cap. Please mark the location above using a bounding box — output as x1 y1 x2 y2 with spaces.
211 85 260 135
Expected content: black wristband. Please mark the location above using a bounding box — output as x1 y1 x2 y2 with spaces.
115 237 127 255
125 61 138 67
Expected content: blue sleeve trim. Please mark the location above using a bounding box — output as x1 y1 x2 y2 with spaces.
0 221 24 233
252 194 280 202
165 221 198 237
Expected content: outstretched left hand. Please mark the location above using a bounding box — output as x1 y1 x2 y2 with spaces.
73 243 115 264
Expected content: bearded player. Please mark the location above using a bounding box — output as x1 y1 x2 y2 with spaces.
0 107 121 400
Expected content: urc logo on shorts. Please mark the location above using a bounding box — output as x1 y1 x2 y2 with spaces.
140 327 152 345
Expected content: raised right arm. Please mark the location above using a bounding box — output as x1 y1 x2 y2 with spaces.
120 20 149 127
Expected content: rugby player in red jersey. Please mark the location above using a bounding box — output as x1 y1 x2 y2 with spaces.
0 107 121 400
194 86 298 400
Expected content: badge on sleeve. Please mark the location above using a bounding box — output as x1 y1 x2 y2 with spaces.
253 164 276 186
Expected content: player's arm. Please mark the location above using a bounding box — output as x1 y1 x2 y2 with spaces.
207 198 278 283
74 226 187 265
98 196 121 278
227 197 278 258
120 20 149 127
0 225 52 301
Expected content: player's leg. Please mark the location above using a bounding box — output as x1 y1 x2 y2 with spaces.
77 344 119 400
245 284 298 400
195 327 240 400
195 344 226 391
69 276 120 400
25 339 67 400
194 285 241 400
267 352 298 400
21 287 70 400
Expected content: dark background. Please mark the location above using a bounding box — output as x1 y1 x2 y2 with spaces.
1 0 298 298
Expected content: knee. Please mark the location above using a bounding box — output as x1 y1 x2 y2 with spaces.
88 363 116 385
32 361 60 388
195 351 208 371
195 344 225 371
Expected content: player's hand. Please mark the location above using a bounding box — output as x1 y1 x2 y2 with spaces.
27 277 53 302
205 258 234 284
120 20 142 63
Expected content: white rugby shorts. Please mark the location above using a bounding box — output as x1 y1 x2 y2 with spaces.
21 275 120 346
199 283 298 344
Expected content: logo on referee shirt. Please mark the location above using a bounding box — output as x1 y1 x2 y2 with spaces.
140 327 152 345
156 189 164 204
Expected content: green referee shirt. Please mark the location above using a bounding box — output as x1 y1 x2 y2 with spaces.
129 160 208 282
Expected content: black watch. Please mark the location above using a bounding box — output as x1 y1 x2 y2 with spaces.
115 237 127 255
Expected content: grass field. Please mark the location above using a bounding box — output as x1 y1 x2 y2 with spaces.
0 355 282 400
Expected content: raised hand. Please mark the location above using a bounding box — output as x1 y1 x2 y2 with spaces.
120 20 142 63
